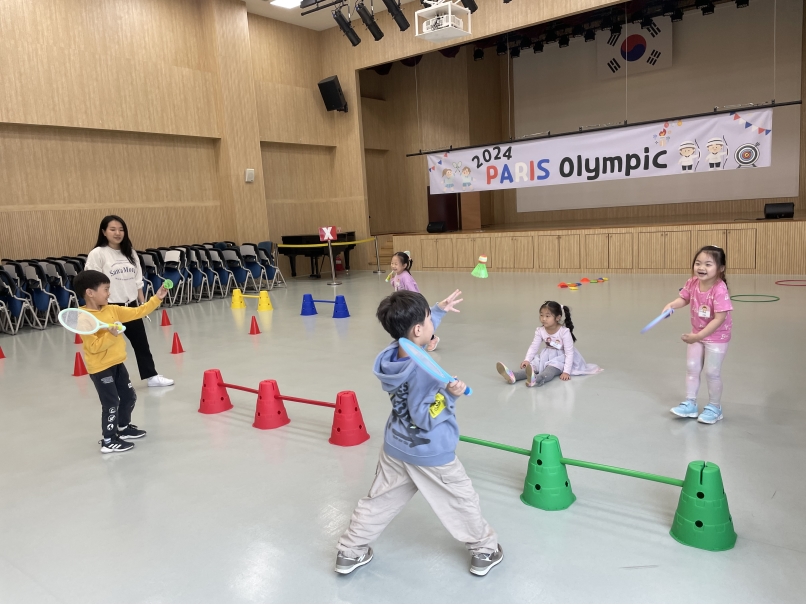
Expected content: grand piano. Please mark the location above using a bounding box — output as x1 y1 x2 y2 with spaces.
279 231 356 278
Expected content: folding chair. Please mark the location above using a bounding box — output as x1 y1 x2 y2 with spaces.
159 250 186 306
182 247 211 302
0 267 40 332
23 264 58 328
240 244 268 290
257 241 286 290
206 248 236 297
221 249 257 293
41 260 78 311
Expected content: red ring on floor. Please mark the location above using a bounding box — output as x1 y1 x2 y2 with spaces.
775 280 806 286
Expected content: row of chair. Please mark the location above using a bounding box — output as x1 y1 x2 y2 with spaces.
0 241 285 335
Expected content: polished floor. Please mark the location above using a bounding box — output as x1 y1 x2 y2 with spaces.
1 271 805 603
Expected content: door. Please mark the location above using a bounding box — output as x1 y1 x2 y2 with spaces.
727 228 756 269
585 234 609 269
665 231 691 269
513 237 534 269
559 235 581 269
436 239 454 268
537 236 559 269
494 237 514 269
609 233 633 269
639 232 665 269
454 238 475 269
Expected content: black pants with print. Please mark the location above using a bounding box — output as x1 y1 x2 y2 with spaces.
90 363 137 439
110 302 158 380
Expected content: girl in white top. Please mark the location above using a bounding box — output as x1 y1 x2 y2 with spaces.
85 215 173 387
496 301 602 387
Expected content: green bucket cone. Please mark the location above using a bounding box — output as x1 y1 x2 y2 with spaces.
520 434 576 511
471 262 488 278
670 461 737 551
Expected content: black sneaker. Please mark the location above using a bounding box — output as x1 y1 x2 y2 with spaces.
118 425 147 440
99 438 135 454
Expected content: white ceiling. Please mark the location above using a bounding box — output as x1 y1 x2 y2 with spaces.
245 0 416 32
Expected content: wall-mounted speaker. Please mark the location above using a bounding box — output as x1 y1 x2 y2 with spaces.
764 202 794 219
427 221 446 233
318 76 348 113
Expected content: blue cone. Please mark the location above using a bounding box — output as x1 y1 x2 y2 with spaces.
301 294 318 316
333 295 350 319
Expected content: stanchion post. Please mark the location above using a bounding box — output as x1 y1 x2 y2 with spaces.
326 240 342 286
373 237 384 274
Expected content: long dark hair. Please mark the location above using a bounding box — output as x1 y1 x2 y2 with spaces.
692 245 727 287
393 251 413 274
541 300 576 342
95 215 136 267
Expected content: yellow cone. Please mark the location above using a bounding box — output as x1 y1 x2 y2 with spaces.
257 291 273 311
231 288 246 309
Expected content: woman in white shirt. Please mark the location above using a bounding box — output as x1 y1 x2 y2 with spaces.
85 216 173 387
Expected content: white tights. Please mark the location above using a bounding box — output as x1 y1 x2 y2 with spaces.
686 341 729 405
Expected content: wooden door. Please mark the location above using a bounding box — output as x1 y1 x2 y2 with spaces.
494 237 514 269
420 238 439 268
694 229 726 252
513 237 534 269
638 232 665 269
436 238 454 268
537 236 559 269
609 233 633 269
665 231 691 269
559 235 581 269
727 228 756 269
585 234 609 269
473 237 492 268
453 238 475 268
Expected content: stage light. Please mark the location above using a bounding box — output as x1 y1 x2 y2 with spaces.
503 0 513 4
662 2 675 16
333 8 361 46
496 38 508 55
473 47 484 61
544 30 557 44
600 15 613 30
640 15 653 29
572 24 584 37
701 2 714 14
610 22 622 36
510 45 520 58
736 0 749 6
695 0 707 7
629 11 643 23
533 40 544 53
671 8 683 21
584 28 595 42
558 34 570 48
460 0 478 13
380 0 410 31
520 36 532 49
355 3 384 41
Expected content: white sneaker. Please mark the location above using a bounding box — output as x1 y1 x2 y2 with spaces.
147 375 174 387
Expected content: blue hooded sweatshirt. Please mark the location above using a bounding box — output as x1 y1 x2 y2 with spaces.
373 304 459 467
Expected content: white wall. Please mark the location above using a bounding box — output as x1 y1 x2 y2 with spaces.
513 0 802 213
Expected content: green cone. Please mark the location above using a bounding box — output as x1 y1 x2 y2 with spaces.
471 263 488 278
670 461 737 551
520 434 576 511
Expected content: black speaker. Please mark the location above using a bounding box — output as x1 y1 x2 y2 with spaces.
427 221 446 233
318 76 348 113
764 202 794 219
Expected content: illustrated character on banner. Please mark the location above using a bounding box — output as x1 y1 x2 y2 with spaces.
678 140 700 172
705 137 728 171
460 165 473 190
442 167 455 191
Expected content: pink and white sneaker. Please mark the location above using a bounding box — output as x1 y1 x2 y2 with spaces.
496 362 516 384
426 336 439 352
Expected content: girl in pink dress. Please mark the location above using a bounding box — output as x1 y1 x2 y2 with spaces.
663 245 732 425
388 251 438 352
496 301 601 387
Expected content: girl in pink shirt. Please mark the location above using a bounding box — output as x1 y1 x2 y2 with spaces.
388 251 438 352
663 245 732 424
496 301 601 387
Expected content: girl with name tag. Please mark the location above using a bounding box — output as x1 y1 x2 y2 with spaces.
496 301 601 387
663 245 733 424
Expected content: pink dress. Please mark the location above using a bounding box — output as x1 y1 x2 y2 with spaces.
391 272 420 293
524 326 602 375
679 277 733 342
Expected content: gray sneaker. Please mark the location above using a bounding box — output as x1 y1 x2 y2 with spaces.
469 545 503 576
334 547 373 575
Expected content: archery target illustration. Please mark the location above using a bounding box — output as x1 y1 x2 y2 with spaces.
735 143 760 168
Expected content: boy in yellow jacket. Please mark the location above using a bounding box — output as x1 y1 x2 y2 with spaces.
72 270 168 453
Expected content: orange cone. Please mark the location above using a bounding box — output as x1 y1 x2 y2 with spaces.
171 333 184 354
198 369 233 414
253 379 291 430
249 315 261 335
161 310 171 326
74 333 82 345
329 391 370 446
0 346 5 359
72 352 88 376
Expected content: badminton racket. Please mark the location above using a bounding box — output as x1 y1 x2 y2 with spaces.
58 308 126 335
398 338 472 395
640 308 673 334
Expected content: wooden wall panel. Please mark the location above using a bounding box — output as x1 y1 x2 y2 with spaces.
361 99 391 151
255 81 337 146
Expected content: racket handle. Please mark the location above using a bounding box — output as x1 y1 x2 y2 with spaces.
463 386 472 396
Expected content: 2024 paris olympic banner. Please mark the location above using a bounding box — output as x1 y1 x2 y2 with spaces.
427 109 773 194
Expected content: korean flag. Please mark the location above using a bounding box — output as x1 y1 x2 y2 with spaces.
597 16 673 80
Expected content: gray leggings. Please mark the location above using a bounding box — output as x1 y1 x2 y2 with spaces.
513 365 562 386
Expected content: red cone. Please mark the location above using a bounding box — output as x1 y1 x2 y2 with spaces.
249 315 261 335
253 379 291 430
329 391 370 446
72 352 88 376
0 346 5 359
161 310 171 326
198 369 233 414
74 333 82 345
171 332 184 354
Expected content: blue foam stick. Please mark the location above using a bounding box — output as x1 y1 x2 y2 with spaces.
641 308 674 334
398 338 472 396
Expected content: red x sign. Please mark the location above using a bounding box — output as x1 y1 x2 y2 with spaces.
319 226 337 241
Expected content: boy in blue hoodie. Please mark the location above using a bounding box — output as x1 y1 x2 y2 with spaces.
335 289 502 577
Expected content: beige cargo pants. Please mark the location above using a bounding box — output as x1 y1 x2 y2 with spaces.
337 449 498 558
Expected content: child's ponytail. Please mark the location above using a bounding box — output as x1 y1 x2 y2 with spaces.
562 305 577 342
403 251 413 273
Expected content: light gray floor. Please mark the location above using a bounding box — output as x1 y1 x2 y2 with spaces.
1 271 805 603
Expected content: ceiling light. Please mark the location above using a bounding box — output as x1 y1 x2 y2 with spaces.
380 0 410 31
671 8 683 21
662 2 675 16
460 0 478 13
701 3 715 14
610 22 622 36
270 0 302 7
600 15 613 30
584 28 595 42
355 3 383 41
533 40 543 53
333 8 361 46
473 47 484 61
544 30 557 44
520 36 532 49
736 0 749 6
510 46 520 58
496 38 508 55
558 34 570 48
571 24 584 37
629 11 643 23
640 15 653 29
